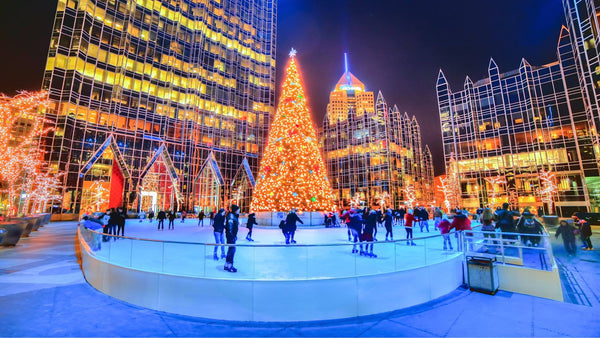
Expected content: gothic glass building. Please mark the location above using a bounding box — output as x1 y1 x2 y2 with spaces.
42 0 276 214
320 59 434 209
437 27 600 216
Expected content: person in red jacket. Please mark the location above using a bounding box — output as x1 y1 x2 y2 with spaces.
437 215 454 250
451 211 472 250
404 209 416 246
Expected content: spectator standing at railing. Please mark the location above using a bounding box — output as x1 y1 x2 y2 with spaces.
107 208 119 237
404 209 416 246
451 210 472 251
516 208 544 247
116 207 126 236
481 207 496 251
555 220 577 256
574 216 594 251
437 214 453 250
495 202 517 240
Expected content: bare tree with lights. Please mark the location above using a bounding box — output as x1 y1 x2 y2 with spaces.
538 169 557 215
484 175 507 208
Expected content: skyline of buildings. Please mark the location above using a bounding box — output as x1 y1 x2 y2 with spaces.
437 0 600 216
320 56 434 209
41 0 277 214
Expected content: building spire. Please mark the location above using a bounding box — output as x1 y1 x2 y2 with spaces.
344 53 352 86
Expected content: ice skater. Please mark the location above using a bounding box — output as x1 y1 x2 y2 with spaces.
157 210 166 230
285 209 303 244
212 208 226 260
555 220 577 256
224 204 240 272
246 212 257 241
384 209 393 241
197 209 205 227
404 209 416 245
362 209 378 257
437 215 453 250
168 211 176 230
348 209 364 253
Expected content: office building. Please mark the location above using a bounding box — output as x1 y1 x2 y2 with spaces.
320 56 433 208
42 0 276 213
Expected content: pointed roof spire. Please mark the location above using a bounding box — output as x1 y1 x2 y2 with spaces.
464 76 473 88
376 90 386 103
392 104 400 113
488 58 499 75
519 58 530 69
437 69 448 86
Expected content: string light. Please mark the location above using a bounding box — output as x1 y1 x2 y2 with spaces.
538 169 557 214
250 50 334 212
403 185 417 208
484 176 507 208
0 91 54 216
375 191 390 210
439 155 460 212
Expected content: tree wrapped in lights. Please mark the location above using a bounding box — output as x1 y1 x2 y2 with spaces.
484 175 507 208
538 169 557 214
26 171 63 214
250 50 334 212
0 91 52 215
403 185 417 208
87 180 110 212
375 191 391 210
349 193 363 209
440 155 461 211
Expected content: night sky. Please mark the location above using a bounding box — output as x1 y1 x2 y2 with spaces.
0 0 565 175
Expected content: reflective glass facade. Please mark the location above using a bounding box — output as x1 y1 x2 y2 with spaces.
320 67 434 208
42 0 276 213
437 27 600 216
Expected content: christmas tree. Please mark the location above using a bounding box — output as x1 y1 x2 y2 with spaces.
250 49 334 212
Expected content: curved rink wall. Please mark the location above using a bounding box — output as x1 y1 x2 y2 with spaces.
78 224 464 322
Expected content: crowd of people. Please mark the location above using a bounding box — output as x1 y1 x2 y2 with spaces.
81 201 595 275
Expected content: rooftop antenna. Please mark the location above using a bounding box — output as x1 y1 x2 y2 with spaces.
344 53 351 86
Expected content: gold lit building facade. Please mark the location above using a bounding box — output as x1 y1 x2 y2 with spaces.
42 0 276 214
320 60 434 209
437 27 600 216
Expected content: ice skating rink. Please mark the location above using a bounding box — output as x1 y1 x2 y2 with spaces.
81 218 471 280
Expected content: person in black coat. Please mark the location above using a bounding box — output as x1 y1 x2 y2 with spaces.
555 220 577 255
495 203 517 240
420 208 430 232
348 209 363 253
246 213 257 241
212 208 226 260
148 210 155 223
157 210 166 230
384 209 394 241
224 205 240 272
198 210 205 227
168 211 176 230
363 209 378 257
116 208 126 236
284 209 303 244
107 208 119 238
574 216 594 250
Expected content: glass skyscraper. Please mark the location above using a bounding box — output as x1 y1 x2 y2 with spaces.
42 0 276 214
320 58 434 209
437 27 600 216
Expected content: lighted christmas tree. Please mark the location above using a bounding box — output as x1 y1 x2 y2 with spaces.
250 49 334 212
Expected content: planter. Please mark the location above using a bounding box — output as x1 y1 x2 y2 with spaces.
0 221 26 246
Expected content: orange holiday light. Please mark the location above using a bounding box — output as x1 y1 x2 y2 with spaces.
250 49 334 212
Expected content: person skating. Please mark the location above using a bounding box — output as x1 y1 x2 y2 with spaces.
285 209 303 244
198 210 205 227
398 207 406 226
363 209 378 257
451 210 472 251
246 213 257 241
157 210 166 230
224 204 240 272
212 208 226 260
168 211 176 230
495 202 517 241
437 214 454 250
404 209 416 245
148 210 154 223
181 210 187 223
420 207 430 232
555 220 577 256
348 209 364 253
384 209 393 241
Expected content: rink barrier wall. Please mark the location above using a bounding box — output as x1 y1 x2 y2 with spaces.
77 226 464 321
254 211 325 227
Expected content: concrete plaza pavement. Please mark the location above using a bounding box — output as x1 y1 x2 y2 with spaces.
0 220 599 337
